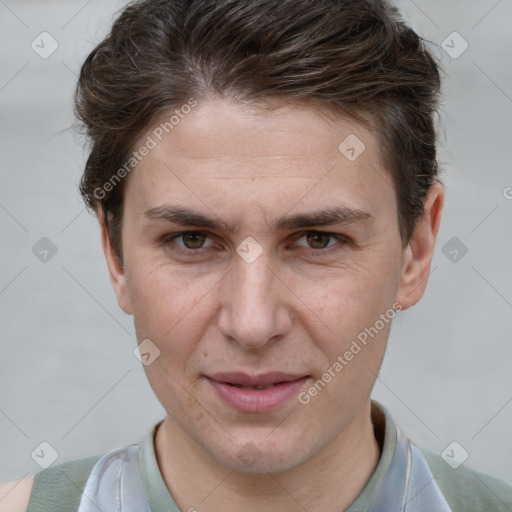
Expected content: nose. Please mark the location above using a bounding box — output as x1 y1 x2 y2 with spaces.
217 250 293 350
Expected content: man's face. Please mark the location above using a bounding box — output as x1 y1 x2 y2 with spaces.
105 98 424 473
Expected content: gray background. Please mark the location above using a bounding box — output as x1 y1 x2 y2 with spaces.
1 0 511 486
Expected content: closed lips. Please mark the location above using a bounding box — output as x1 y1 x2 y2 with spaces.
226 382 285 389
207 372 309 388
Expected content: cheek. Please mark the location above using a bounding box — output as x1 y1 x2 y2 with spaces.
295 261 399 344
129 265 212 411
299 275 394 413
291 259 400 404
125 260 217 358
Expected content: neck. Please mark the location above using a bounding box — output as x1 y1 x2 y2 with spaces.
155 399 382 512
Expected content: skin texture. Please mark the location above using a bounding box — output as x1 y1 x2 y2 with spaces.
0 99 443 512
0 98 445 512
0 477 33 512
96 98 445 512
95 98 444 512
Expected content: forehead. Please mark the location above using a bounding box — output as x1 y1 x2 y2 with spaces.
144 99 375 162
125 98 395 220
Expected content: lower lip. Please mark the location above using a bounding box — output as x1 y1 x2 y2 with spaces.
207 377 309 413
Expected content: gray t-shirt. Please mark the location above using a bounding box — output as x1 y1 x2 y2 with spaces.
26 400 512 511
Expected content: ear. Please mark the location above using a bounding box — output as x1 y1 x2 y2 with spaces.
97 210 133 315
395 182 444 310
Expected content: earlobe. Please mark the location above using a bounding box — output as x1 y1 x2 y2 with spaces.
97 211 133 315
396 182 445 310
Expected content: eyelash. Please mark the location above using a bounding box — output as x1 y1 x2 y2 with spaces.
162 231 349 258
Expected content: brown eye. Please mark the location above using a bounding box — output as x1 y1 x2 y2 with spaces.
305 232 332 249
179 232 208 249
292 231 348 256
162 231 218 258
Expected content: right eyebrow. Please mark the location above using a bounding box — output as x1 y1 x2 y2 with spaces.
143 205 234 233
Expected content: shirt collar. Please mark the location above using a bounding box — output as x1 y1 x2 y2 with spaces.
138 400 402 512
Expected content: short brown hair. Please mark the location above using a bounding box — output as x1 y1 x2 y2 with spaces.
75 0 442 264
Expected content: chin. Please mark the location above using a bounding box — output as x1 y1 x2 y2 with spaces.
227 451 304 474
208 434 312 474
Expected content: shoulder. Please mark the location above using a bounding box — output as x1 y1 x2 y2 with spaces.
419 446 512 512
1 454 102 512
0 476 34 512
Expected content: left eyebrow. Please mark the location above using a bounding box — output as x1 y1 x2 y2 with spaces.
142 205 374 233
273 206 374 231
